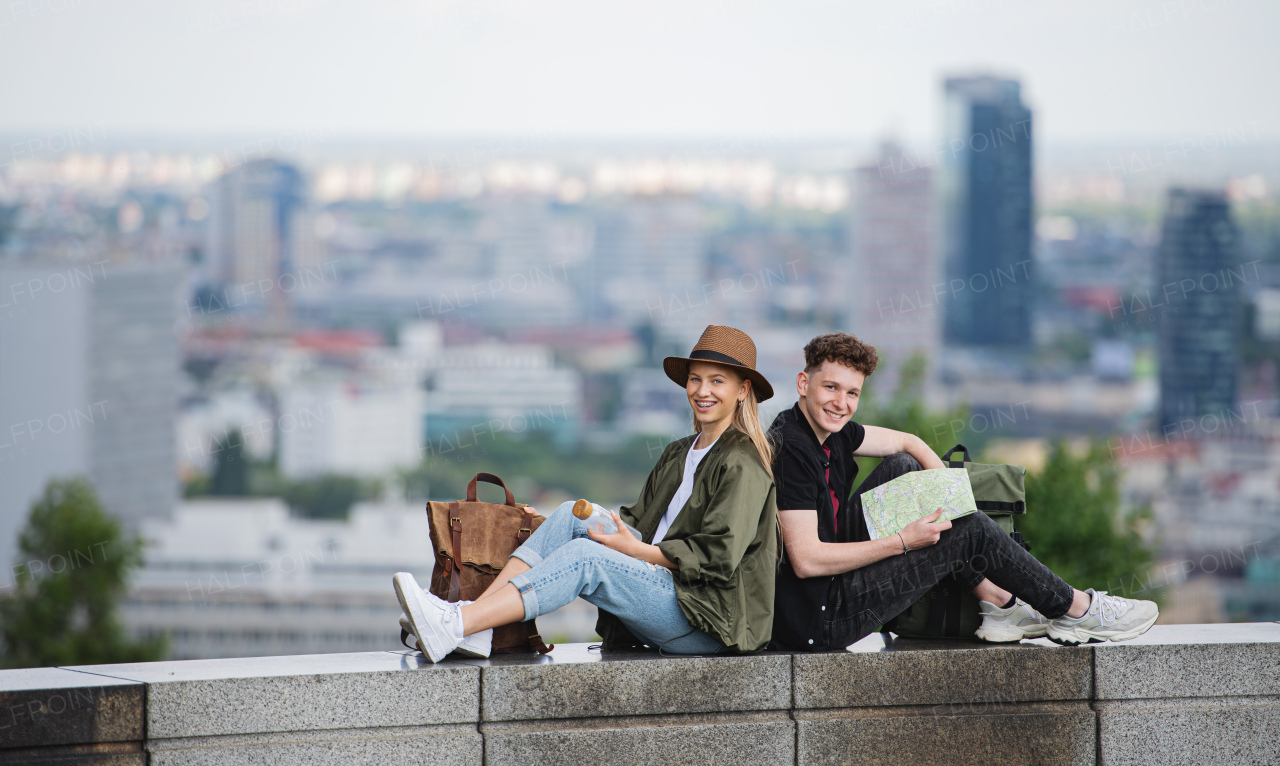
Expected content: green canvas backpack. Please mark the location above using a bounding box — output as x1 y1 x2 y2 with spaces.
880 444 1030 639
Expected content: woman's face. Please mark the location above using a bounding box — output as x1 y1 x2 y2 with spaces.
686 361 749 429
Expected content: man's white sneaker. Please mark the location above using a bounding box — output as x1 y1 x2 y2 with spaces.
399 611 492 659
975 598 1050 642
1047 589 1158 645
392 572 461 662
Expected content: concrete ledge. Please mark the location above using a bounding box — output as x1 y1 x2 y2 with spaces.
1 624 1276 765
0 667 144 759
794 633 1093 709
455 643 792 721
1093 623 1280 700
69 651 478 739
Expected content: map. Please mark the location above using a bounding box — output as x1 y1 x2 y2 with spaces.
860 468 978 541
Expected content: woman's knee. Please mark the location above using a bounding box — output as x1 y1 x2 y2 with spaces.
548 500 577 519
561 537 607 563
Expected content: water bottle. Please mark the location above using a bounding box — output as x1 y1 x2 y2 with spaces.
571 499 642 539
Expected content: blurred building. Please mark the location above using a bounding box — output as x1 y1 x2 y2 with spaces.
204 159 325 324
940 75 1034 348
277 380 425 480
849 141 938 391
422 340 583 454
591 198 707 327
0 264 181 578
124 498 426 659
1157 189 1241 430
123 498 599 658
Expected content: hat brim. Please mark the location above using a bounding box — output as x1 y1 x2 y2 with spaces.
662 356 774 403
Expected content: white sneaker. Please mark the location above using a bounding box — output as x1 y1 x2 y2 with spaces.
392 572 461 662
975 598 1050 642
1047 589 1159 645
399 610 492 659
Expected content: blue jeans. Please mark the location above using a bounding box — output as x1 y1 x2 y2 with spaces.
508 501 724 655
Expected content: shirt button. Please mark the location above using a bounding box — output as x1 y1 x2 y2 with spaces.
808 639 814 644
821 605 826 611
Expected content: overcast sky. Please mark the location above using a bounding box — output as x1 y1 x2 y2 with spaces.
1 0 1276 145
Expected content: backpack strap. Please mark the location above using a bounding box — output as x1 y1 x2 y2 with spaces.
517 507 535 544
527 622 554 654
923 590 947 637
448 501 463 602
466 473 517 506
943 590 963 638
942 444 971 468
976 500 1026 514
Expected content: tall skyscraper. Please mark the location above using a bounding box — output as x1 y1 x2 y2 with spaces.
205 159 322 324
1157 189 1241 431
0 264 182 579
940 75 1034 347
849 141 938 392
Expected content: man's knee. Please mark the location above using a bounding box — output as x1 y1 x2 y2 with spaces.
882 452 923 473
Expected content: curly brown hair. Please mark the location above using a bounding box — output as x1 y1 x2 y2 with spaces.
803 332 879 377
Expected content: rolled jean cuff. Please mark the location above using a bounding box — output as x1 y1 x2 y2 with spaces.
510 545 543 568
507 572 540 622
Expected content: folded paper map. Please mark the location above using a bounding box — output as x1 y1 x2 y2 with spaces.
860 468 978 540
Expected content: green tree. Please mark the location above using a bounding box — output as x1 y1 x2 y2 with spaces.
265 473 380 520
0 478 166 668
855 353 971 475
1019 440 1158 600
210 428 249 496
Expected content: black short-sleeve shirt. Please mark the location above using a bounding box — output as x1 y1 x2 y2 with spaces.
768 402 867 651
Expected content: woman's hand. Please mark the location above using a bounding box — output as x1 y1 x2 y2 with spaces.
589 512 678 570
587 512 642 556
899 508 951 551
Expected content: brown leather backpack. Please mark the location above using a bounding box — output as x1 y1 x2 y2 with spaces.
425 473 553 654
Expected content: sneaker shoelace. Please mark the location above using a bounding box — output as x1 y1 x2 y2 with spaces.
1092 591 1128 627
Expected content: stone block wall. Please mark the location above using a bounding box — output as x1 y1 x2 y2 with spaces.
0 623 1275 765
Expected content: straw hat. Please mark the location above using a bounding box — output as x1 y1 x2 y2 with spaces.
662 325 774 402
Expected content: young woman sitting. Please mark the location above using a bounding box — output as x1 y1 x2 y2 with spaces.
393 325 779 659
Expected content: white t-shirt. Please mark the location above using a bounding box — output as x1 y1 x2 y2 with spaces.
653 436 718 543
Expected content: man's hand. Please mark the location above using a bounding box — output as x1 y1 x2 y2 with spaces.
899 508 952 550
587 511 642 556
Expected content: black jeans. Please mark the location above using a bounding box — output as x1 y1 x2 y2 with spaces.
823 453 1075 648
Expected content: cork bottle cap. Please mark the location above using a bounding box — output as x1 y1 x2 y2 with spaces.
572 499 592 519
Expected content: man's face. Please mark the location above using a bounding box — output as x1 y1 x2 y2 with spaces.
796 360 865 439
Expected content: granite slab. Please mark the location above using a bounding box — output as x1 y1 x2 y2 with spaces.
65 651 478 739
145 724 481 766
1097 696 1280 766
1093 622 1280 700
449 643 791 722
0 668 143 751
795 703 1095 766
793 632 1092 709
481 711 794 766
0 741 145 765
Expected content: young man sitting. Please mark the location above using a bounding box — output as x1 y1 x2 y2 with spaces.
767 332 1158 651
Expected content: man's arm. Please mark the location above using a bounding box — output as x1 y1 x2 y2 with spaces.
778 508 951 579
855 425 945 469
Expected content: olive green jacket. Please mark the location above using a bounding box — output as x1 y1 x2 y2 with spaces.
594 428 779 653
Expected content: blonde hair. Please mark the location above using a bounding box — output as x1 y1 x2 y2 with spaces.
692 374 775 479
